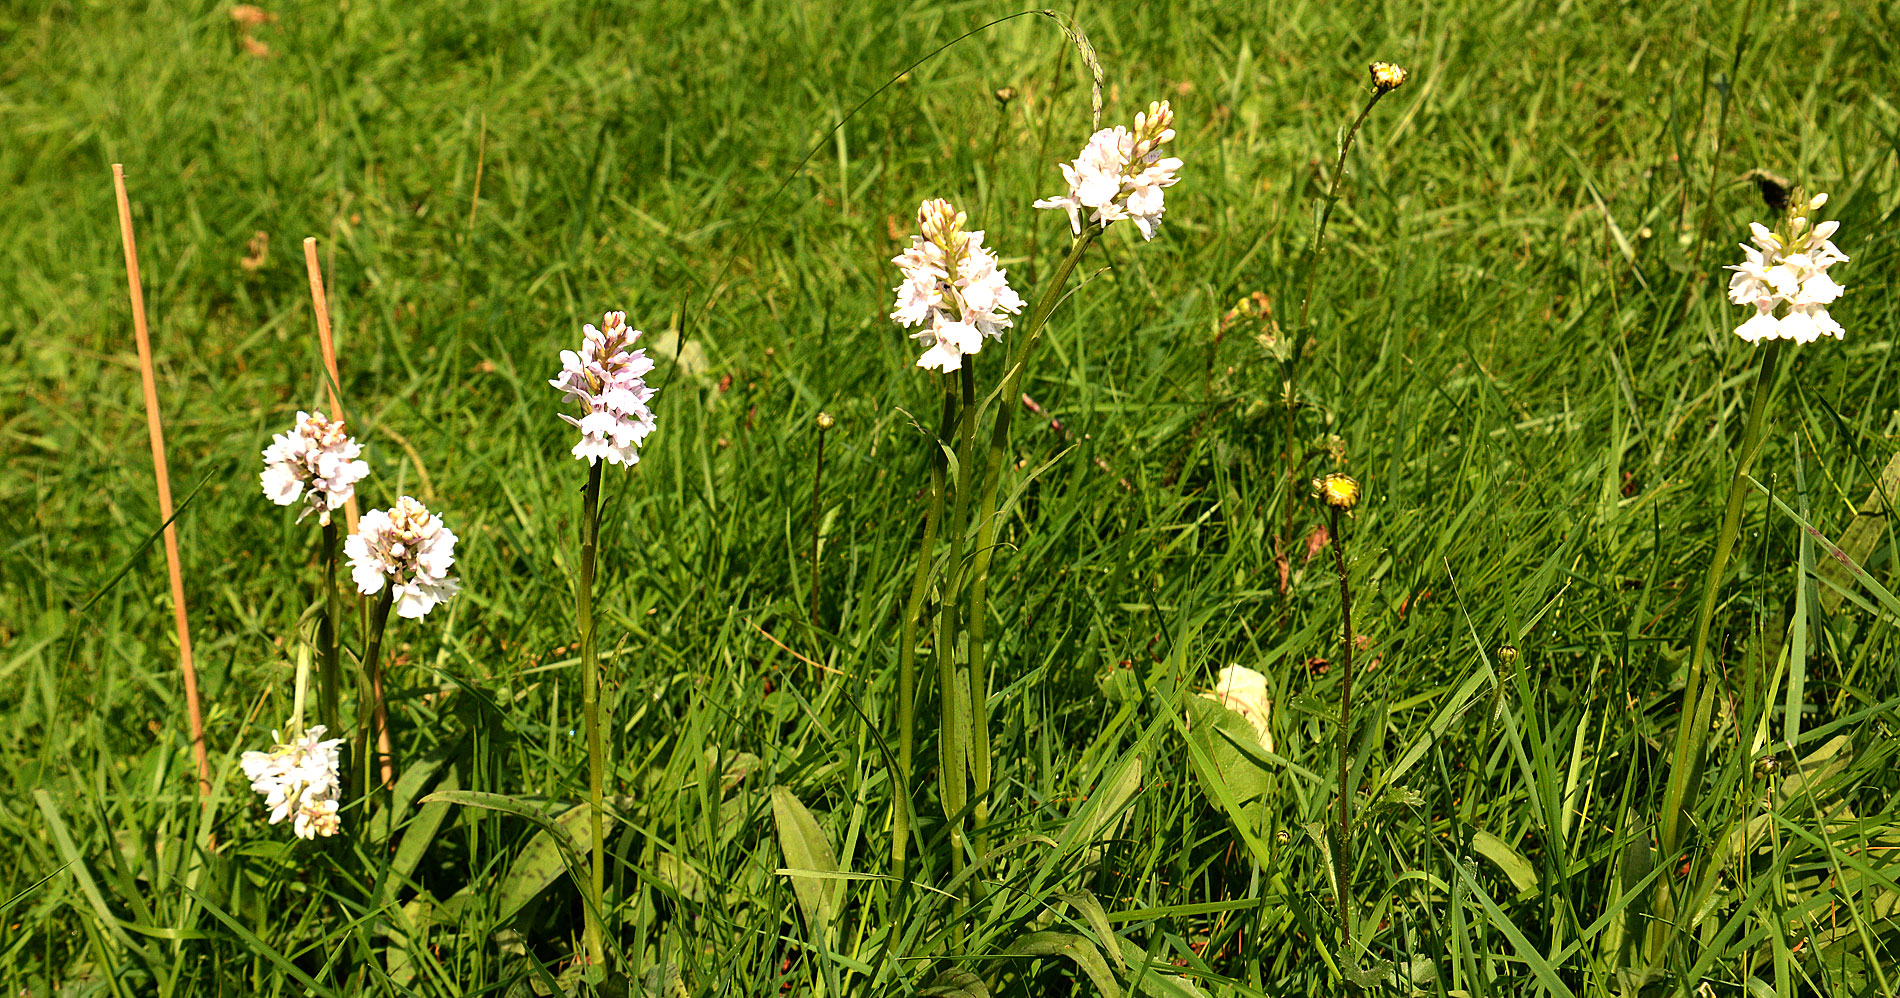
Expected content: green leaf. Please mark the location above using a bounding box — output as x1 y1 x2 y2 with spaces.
771 786 841 935
1470 830 1539 897
1180 695 1272 805
1006 930 1121 998
419 789 627 926
1056 751 1142 866
917 967 989 998
1055 890 1123 970
1117 939 1211 998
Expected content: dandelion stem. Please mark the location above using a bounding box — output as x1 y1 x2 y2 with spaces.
1281 90 1386 550
1329 504 1356 967
1661 340 1783 863
320 522 343 735
962 228 1098 868
894 392 955 884
578 460 608 970
807 418 830 630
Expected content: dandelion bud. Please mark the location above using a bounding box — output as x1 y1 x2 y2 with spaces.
1753 755 1780 778
1370 61 1409 94
1498 644 1519 667
1313 472 1361 511
816 411 835 431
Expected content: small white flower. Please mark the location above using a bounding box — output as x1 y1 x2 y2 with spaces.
890 198 1025 373
239 726 344 840
258 412 369 525
1034 101 1182 241
1726 194 1848 342
1198 665 1273 754
345 497 460 619
550 311 658 466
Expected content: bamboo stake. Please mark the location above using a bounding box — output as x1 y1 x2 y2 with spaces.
112 164 212 799
301 237 359 533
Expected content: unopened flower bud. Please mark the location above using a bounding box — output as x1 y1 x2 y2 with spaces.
1809 192 1828 210
1369 61 1409 95
1498 644 1519 667
816 411 835 431
994 86 1017 105
1753 755 1780 778
1313 472 1361 511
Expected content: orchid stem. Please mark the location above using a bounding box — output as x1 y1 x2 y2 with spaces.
894 392 955 886
962 228 1097 870
579 460 608 971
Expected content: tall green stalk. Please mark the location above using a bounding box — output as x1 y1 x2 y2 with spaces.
962 229 1098 864
937 365 979 898
578 461 608 970
1328 504 1356 965
1660 340 1784 863
319 522 343 735
1278 81 1399 548
893 393 955 884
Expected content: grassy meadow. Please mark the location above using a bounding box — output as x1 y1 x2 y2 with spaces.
3 0 1900 994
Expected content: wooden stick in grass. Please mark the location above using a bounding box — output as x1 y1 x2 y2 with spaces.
112 164 213 799
301 237 359 534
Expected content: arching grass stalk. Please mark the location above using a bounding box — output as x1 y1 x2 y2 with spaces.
893 393 956 885
961 227 1099 865
1279 64 1409 548
1313 472 1362 972
577 461 608 971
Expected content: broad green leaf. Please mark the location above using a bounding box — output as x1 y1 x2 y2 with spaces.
771 787 841 935
419 789 629 926
1055 890 1123 970
1007 930 1121 998
1056 751 1142 866
917 967 989 998
1471 830 1538 897
1180 696 1271 805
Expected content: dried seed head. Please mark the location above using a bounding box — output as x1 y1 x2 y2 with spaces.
816 411 835 431
1369 61 1409 95
1313 472 1361 511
